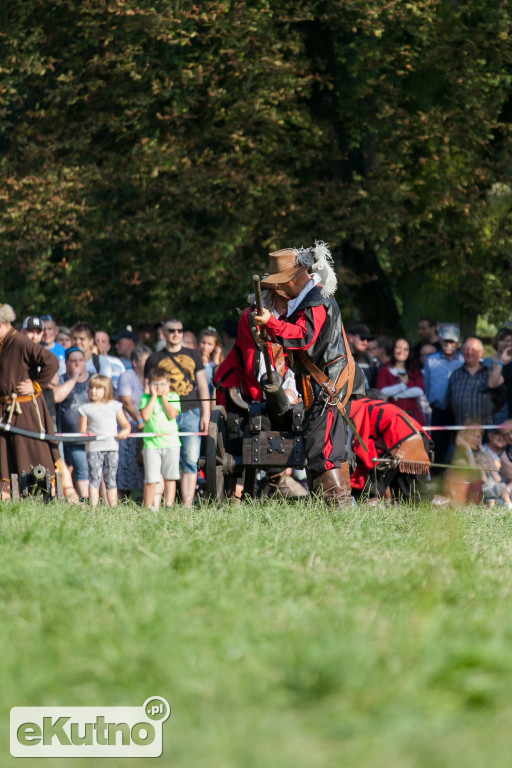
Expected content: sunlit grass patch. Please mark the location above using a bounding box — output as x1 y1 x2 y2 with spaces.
2 498 512 767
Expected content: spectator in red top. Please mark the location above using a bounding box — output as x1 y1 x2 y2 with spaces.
376 337 425 424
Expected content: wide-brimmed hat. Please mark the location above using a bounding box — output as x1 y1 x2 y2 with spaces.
261 241 337 298
260 249 309 286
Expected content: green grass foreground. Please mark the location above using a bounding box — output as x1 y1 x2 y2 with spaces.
2 498 512 767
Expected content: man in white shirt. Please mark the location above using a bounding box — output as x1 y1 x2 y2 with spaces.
71 321 113 379
95 330 126 391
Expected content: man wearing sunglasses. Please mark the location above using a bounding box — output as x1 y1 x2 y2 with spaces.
346 322 377 389
144 319 210 506
423 324 464 471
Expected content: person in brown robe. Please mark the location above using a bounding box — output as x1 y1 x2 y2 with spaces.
0 303 61 495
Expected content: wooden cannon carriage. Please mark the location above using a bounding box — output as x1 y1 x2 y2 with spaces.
202 401 306 499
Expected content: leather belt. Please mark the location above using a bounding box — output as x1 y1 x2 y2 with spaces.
296 323 368 452
296 322 355 416
0 391 41 404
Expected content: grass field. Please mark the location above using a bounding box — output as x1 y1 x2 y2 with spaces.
2 498 512 767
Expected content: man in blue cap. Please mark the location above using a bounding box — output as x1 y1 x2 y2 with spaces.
423 324 464 469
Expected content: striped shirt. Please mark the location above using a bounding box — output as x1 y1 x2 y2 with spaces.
448 363 506 426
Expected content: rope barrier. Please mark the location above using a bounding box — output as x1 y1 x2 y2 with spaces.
423 424 505 432
54 431 208 440
0 422 208 444
1 414 508 445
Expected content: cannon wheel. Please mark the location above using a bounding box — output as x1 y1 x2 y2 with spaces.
205 406 228 499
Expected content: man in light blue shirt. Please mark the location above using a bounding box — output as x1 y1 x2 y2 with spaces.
424 324 464 470
42 315 66 375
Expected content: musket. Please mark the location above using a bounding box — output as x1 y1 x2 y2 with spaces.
252 274 290 423
252 274 274 378
0 421 99 443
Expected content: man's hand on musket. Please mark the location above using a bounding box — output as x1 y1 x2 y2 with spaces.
253 307 271 327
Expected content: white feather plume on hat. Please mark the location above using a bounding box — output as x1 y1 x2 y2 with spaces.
295 240 337 297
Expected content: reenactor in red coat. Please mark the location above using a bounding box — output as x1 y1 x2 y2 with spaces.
254 241 364 507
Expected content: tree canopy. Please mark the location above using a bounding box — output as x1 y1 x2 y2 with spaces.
1 0 511 334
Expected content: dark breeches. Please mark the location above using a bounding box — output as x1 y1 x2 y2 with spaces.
302 402 347 479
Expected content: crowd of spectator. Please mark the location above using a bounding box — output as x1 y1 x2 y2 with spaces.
14 310 512 508
16 315 229 508
346 318 512 504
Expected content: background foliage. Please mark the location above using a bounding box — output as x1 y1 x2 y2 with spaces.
1 0 511 335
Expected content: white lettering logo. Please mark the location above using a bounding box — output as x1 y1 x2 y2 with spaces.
10 696 170 757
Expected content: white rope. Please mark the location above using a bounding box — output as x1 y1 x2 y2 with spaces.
55 431 208 440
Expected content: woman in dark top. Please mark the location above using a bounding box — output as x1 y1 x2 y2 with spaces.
54 347 91 498
376 337 425 424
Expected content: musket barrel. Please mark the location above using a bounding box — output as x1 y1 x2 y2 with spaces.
252 274 290 426
252 274 273 377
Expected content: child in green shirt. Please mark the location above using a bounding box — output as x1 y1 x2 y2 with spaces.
139 367 181 508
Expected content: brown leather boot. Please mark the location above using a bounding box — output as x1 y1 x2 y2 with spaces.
268 471 309 499
314 463 352 507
